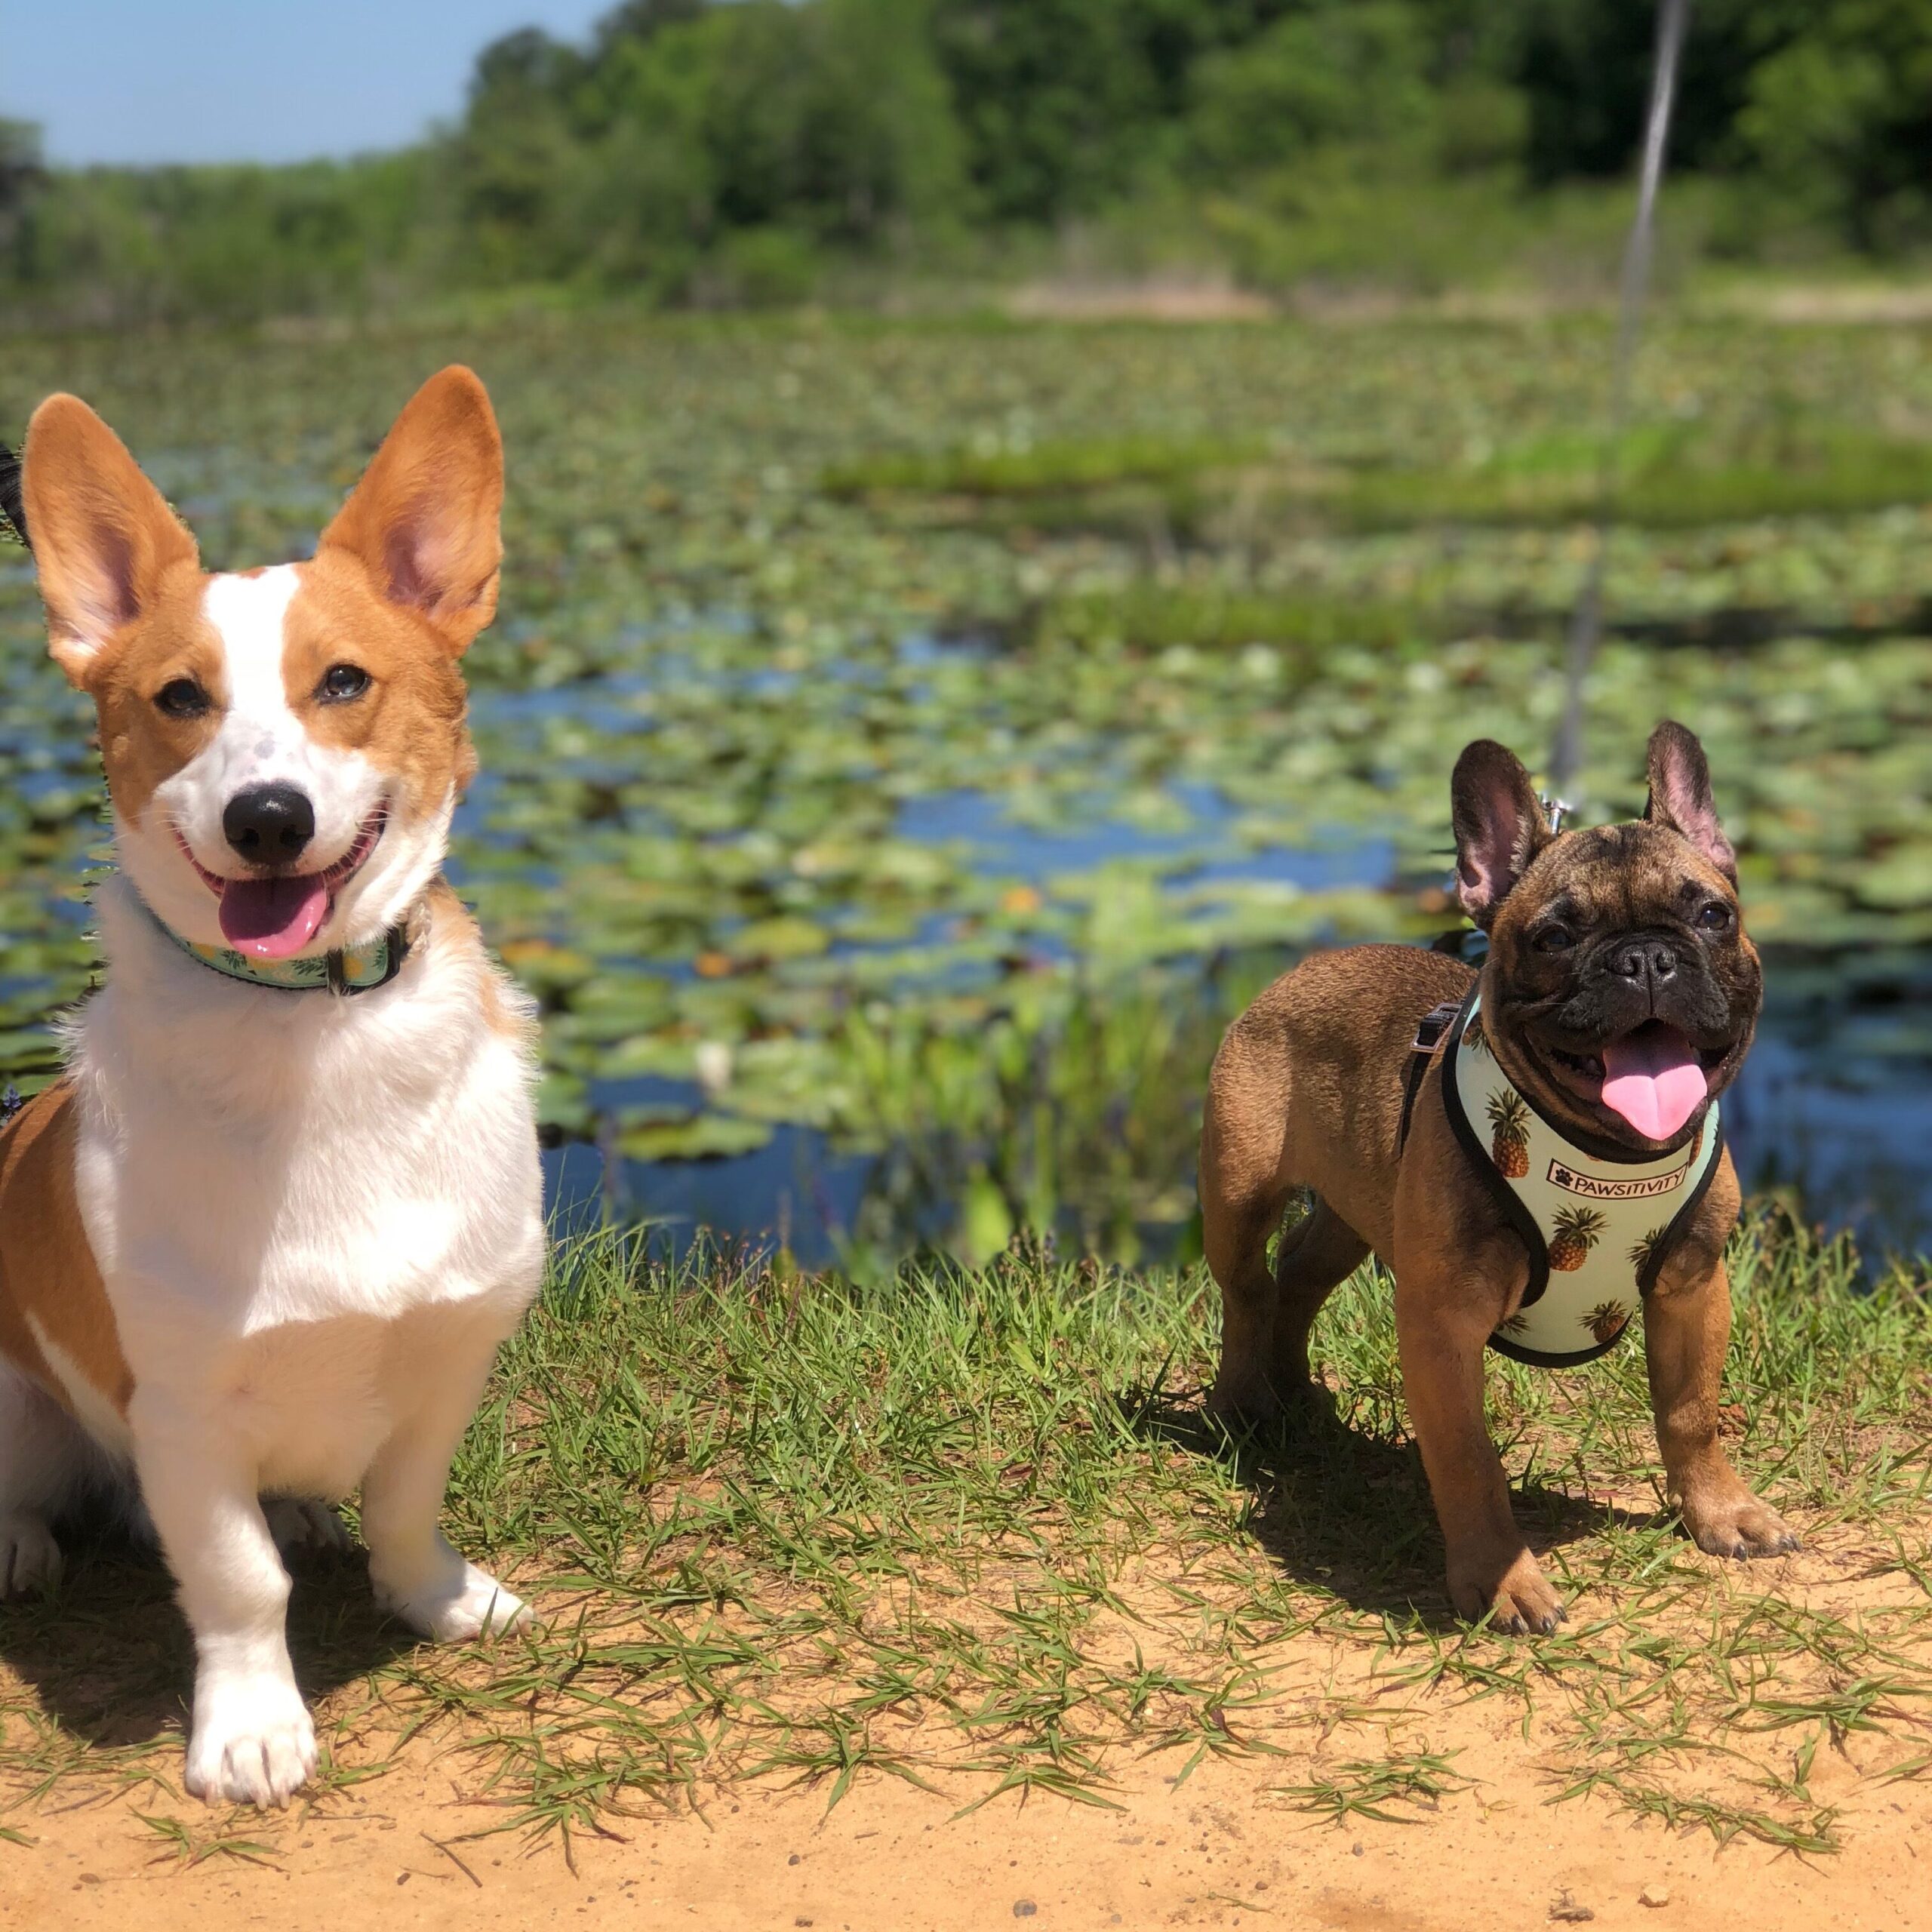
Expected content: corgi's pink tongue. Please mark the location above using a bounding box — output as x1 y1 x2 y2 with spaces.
1600 1027 1707 1140
217 875 329 959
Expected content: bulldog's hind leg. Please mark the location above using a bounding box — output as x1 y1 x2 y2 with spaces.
1267 1199 1370 1402
1200 1030 1360 1425
1200 1070 1291 1423
0 1359 97 1597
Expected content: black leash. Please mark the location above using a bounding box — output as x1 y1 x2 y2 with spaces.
1549 0 1690 801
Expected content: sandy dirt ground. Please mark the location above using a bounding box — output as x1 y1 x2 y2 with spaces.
6 1515 1930 1928
3 1715 1927 1932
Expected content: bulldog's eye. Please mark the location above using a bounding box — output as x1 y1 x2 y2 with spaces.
1531 923 1576 954
318 663 371 703
1696 901 1734 933
155 678 211 719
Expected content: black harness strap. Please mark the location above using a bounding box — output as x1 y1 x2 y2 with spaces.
1397 998 1466 1155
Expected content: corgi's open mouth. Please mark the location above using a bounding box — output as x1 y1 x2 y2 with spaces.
178 804 387 960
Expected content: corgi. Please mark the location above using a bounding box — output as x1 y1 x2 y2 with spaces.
0 368 545 1807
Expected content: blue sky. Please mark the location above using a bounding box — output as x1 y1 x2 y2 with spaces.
1 2 615 167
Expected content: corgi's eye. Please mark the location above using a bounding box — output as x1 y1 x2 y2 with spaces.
318 663 371 703
155 678 211 719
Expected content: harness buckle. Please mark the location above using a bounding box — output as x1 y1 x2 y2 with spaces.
1411 999 1463 1054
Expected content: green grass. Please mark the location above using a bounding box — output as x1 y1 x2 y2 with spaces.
2 1206 1924 1857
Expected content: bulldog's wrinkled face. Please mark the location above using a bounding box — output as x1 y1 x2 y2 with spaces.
1452 724 1761 1155
20 368 503 958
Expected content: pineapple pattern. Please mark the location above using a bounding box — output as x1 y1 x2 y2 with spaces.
1443 992 1722 1368
1548 1206 1607 1271
1627 1226 1666 1279
1583 1301 1632 1346
1486 1088 1531 1178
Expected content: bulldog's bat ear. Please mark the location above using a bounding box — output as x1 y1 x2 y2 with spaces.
1451 739 1552 930
1644 720 1736 884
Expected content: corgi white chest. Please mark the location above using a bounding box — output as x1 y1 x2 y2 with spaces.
69 882 543 1497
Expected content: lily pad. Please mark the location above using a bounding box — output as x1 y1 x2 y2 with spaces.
618 1114 777 1161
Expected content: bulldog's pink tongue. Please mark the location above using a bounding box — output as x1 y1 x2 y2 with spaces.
1601 1026 1708 1140
217 875 329 959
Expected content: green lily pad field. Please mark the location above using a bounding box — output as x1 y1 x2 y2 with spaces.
4 311 1931 1261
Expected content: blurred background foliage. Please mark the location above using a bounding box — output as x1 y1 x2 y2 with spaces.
4 0 1931 325
5 3 1932 1265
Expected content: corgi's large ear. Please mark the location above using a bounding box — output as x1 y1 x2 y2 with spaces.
21 395 200 689
318 366 503 655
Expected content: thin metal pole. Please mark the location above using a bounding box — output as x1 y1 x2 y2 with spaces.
1549 0 1690 800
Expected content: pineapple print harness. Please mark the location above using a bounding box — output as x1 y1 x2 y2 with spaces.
1404 987 1724 1367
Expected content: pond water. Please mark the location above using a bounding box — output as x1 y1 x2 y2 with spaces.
540 775 1932 1269
6 315 1932 1278
3 622 1925 1272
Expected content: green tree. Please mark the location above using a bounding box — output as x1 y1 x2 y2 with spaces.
1186 4 1436 176
1738 0 1932 250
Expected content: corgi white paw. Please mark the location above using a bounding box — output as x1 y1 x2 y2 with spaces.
379 1561 531 1642
185 1677 317 1809
0 1512 61 1597
263 1497 352 1562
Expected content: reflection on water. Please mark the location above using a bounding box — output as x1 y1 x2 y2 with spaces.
1725 953 1932 1258
894 785 1395 891
547 983 1932 1271
546 1127 875 1259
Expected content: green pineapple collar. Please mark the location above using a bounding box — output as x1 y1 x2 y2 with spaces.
142 895 411 995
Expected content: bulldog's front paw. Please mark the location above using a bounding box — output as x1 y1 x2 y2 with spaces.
185 1674 317 1808
378 1561 531 1642
1680 1487 1800 1561
1447 1544 1567 1635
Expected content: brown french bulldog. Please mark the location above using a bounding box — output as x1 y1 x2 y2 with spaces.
1198 721 1797 1632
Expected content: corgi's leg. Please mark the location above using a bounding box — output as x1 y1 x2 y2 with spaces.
361 1329 528 1643
0 1359 96 1597
262 1497 351 1562
131 1398 314 1808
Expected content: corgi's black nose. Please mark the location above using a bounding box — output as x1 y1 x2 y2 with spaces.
223 783 315 864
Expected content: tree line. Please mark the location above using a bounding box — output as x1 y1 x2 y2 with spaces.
4 0 1928 324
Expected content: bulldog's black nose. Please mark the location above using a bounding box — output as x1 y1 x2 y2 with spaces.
223 783 315 864
1611 937 1678 988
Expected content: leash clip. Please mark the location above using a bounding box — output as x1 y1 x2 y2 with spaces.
1540 792 1573 835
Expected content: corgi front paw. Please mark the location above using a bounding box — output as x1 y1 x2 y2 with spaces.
0 1511 62 1597
185 1675 317 1808
378 1560 531 1643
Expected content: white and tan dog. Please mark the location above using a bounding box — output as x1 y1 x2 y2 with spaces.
0 368 544 1807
